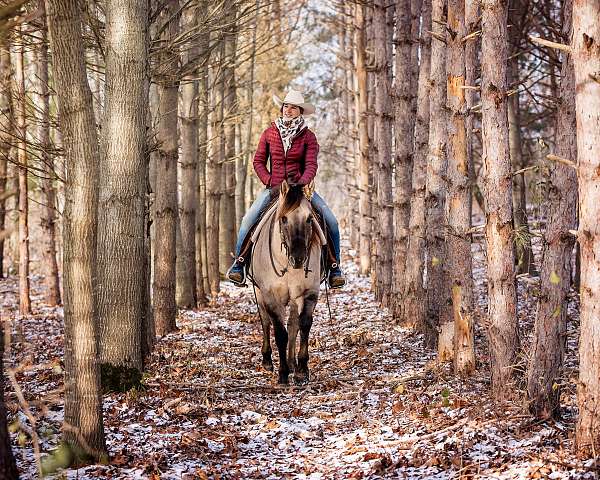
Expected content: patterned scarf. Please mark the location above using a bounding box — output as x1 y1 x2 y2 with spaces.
275 115 305 153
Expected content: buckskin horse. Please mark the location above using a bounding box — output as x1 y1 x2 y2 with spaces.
248 182 325 385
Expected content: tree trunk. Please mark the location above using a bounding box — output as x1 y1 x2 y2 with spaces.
425 0 449 347
481 0 518 399
392 0 414 316
14 24 31 316
0 43 12 279
219 1 237 270
527 0 576 419
355 2 371 275
573 0 600 455
196 2 209 304
46 0 107 459
403 0 431 330
465 0 479 221
153 0 180 336
373 0 393 307
36 2 61 306
446 0 475 371
97 0 148 373
177 5 199 309
206 42 224 300
0 323 18 479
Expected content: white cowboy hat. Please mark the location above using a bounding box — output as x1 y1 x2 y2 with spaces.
273 89 315 115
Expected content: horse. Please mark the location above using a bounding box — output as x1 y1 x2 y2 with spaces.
248 182 324 385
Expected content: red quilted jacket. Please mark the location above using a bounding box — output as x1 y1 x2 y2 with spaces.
253 123 319 188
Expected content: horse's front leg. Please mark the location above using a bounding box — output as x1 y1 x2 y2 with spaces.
295 293 318 385
287 306 299 373
258 304 273 371
266 304 289 384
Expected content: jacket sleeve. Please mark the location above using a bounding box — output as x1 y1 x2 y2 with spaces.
253 129 271 186
297 130 319 185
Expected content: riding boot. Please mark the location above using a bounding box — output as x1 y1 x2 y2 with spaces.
328 262 345 289
226 256 246 286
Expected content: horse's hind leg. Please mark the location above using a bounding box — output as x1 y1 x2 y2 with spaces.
295 293 318 385
287 306 299 373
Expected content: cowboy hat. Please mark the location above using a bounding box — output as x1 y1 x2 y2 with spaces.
273 89 315 116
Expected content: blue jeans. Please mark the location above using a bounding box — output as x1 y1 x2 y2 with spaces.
234 189 341 265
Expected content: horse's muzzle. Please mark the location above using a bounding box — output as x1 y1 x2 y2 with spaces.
289 256 307 269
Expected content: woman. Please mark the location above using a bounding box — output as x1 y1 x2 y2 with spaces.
227 89 345 288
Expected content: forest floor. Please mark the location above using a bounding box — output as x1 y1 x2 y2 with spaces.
2 234 596 479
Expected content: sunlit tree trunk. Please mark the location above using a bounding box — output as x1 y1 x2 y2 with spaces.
0 43 11 279
404 0 431 329
355 2 371 275
424 0 449 347
46 0 106 459
36 2 61 306
177 5 199 309
392 0 413 316
573 0 600 455
373 0 393 307
527 0 576 418
446 0 475 371
481 0 518 399
153 0 180 335
97 0 148 373
14 24 31 315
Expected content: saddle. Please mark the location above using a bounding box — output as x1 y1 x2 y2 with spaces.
239 198 334 284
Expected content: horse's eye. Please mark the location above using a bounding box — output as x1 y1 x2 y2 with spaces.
306 217 312 224
281 216 288 224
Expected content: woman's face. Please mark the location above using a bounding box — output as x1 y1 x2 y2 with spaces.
282 103 301 119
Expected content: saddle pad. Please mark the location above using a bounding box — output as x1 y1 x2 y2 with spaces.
250 202 327 246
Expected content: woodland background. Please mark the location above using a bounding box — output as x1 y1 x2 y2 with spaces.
0 0 598 478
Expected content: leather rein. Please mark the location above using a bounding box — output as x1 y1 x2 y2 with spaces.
268 212 314 279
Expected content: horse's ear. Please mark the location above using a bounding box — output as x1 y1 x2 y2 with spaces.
280 180 289 199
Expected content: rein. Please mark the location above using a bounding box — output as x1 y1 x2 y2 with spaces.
268 212 313 278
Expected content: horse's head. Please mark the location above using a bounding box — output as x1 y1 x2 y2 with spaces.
277 181 315 269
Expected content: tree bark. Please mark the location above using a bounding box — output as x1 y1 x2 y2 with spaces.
0 43 12 279
392 0 414 316
219 0 237 270
403 0 431 330
36 1 61 306
196 1 209 303
14 24 31 315
206 41 224 300
46 0 107 459
424 0 449 347
153 0 180 335
481 0 518 399
573 0 600 455
373 0 393 307
97 0 149 373
527 0 576 419
446 0 475 371
355 2 371 276
177 5 199 309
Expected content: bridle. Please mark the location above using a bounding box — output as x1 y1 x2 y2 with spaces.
268 211 314 278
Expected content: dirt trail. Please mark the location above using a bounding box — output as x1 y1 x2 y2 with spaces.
3 253 592 479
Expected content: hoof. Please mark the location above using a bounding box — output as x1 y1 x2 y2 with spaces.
262 359 273 372
293 371 309 385
278 373 289 385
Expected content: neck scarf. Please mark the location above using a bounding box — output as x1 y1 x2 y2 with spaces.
275 116 305 153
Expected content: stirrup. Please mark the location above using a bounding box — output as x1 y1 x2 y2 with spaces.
227 257 247 287
328 262 345 289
